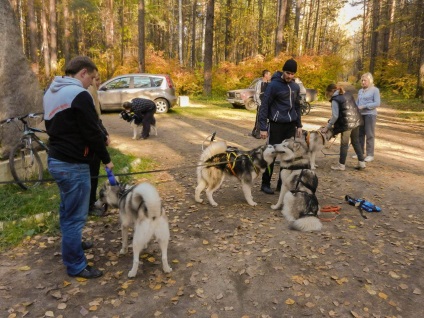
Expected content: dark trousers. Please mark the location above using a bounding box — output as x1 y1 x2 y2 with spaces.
141 110 156 138
261 121 296 187
251 105 261 138
89 153 101 207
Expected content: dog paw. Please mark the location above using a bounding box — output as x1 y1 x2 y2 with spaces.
132 137 136 140
270 204 280 210
194 198 203 204
119 249 128 255
248 201 258 206
210 202 218 207
163 265 173 273
127 270 137 278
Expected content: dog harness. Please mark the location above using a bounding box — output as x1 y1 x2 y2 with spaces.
290 169 319 218
304 130 326 148
225 151 259 178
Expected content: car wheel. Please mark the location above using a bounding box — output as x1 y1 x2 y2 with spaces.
155 98 169 113
244 98 257 111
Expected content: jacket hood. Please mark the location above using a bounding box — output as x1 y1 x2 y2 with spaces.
49 76 83 93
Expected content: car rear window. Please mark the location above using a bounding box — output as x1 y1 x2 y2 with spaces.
105 77 130 89
151 77 164 87
134 76 152 88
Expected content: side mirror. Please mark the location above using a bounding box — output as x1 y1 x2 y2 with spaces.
100 86 108 91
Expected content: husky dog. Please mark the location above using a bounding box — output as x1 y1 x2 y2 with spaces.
95 182 172 277
119 111 157 140
195 141 276 206
302 128 334 169
272 138 322 231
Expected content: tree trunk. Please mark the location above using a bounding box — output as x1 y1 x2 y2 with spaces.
275 0 287 56
41 0 50 79
27 0 38 74
224 0 232 61
203 0 214 96
49 0 57 73
0 0 43 157
63 0 71 64
138 0 145 72
191 0 196 68
369 0 380 74
178 0 183 65
258 0 263 55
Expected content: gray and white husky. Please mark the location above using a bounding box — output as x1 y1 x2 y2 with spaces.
195 141 276 206
272 138 322 232
95 182 172 277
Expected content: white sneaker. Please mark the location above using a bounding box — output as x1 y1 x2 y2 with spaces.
356 161 366 170
351 154 358 159
331 163 346 171
364 156 374 162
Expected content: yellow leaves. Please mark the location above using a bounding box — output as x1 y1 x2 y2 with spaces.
172 259 179 264
285 298 295 305
331 276 348 285
62 280 71 287
202 240 209 245
291 275 304 284
18 266 30 271
378 292 388 300
336 277 348 285
147 257 156 263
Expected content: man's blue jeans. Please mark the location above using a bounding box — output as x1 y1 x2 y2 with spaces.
48 158 90 276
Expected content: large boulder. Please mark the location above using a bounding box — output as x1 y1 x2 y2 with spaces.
0 1 43 159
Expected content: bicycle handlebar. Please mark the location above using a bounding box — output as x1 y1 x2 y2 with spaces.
0 112 44 126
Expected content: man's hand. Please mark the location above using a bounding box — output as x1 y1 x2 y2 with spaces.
320 127 328 133
260 131 268 139
105 162 114 170
296 127 303 138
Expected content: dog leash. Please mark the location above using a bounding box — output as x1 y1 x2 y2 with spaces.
318 205 341 222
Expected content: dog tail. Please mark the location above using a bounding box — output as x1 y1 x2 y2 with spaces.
290 217 322 232
199 141 227 163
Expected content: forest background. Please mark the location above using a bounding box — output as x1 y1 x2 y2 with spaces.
7 0 424 102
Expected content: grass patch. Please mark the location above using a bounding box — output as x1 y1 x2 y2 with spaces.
383 93 424 122
0 147 154 251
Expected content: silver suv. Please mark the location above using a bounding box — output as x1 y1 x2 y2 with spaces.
98 73 177 113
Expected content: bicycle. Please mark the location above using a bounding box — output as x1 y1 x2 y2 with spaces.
300 95 311 115
0 113 49 190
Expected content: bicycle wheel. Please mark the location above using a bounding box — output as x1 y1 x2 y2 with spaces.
9 140 43 190
301 102 311 115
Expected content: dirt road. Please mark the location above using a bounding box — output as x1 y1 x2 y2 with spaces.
1 101 423 318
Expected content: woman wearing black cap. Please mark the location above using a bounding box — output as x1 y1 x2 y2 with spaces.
258 58 303 195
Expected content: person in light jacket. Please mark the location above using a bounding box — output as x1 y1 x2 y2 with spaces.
355 72 380 162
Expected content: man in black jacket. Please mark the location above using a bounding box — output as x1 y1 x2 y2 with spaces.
44 56 114 279
258 59 303 194
123 98 157 139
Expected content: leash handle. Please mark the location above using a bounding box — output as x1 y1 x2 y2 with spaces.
105 167 118 186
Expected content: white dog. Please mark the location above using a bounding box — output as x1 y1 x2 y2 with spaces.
95 182 172 277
